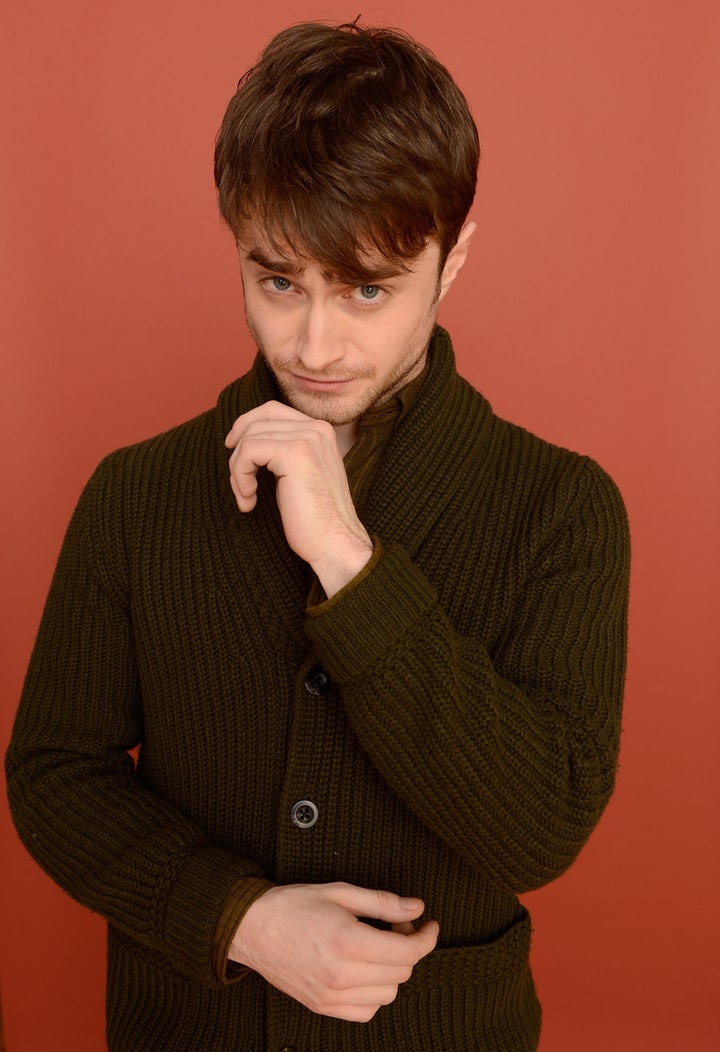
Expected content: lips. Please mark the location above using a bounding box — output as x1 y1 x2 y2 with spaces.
292 374 354 392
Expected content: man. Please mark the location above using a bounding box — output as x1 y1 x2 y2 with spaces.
6 20 630 1052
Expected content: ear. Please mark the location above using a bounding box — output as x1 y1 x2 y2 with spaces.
437 221 477 302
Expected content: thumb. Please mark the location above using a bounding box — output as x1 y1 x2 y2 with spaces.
330 883 425 923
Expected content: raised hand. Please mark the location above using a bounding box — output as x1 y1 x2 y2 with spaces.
225 401 374 596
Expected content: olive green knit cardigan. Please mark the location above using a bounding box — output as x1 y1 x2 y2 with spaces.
7 327 629 1051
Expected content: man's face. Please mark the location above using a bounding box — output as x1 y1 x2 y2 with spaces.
236 222 460 428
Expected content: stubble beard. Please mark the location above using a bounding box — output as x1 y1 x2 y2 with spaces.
246 309 437 428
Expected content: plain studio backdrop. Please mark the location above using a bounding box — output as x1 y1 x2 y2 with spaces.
1 2 718 1049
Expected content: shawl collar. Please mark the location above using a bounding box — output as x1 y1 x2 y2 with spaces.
362 327 494 552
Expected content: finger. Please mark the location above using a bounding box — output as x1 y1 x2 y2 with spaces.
404 920 440 961
228 443 262 497
323 960 414 993
229 471 257 513
229 432 320 480
225 401 310 447
228 437 287 508
345 921 437 969
330 884 425 924
327 982 403 1009
316 1002 383 1024
391 920 417 935
350 919 439 967
235 421 327 443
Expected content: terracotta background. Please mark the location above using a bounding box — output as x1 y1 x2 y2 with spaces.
1 1 718 1049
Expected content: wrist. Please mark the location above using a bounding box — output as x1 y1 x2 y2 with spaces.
228 888 267 968
222 878 275 972
311 531 374 598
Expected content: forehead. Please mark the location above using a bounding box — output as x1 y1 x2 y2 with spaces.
235 219 439 283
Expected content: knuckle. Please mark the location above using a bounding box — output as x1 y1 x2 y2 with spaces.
320 989 343 1007
373 888 394 909
403 943 424 966
326 968 349 992
318 994 348 1015
332 929 355 959
315 418 335 438
357 1005 381 1023
309 985 338 1011
380 985 400 1006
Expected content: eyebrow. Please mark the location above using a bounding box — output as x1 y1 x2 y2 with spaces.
244 247 410 284
246 249 306 277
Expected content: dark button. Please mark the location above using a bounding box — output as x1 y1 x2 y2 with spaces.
304 666 330 696
290 799 319 829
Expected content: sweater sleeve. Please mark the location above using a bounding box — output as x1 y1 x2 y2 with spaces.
5 459 268 988
303 459 630 894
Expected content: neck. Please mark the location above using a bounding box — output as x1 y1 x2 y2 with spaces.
334 420 359 457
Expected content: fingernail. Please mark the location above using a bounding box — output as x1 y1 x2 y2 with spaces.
400 897 423 910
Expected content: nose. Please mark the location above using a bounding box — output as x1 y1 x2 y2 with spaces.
296 301 343 373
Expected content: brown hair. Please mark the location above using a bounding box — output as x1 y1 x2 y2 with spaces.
214 20 479 277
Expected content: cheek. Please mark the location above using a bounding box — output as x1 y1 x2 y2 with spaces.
377 302 432 355
244 296 287 348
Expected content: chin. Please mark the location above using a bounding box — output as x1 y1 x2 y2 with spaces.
281 388 360 427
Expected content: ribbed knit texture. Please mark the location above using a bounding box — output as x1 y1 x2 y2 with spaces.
6 327 629 1051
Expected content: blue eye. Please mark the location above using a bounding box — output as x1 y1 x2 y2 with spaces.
272 277 291 291
359 285 380 300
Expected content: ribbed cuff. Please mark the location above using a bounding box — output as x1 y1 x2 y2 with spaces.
304 544 437 681
162 847 267 987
